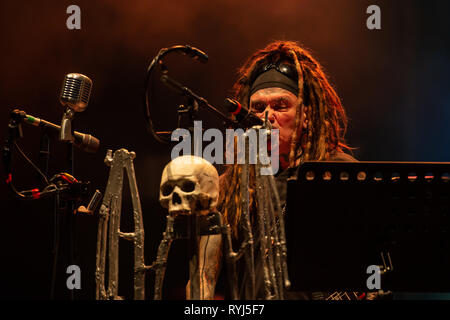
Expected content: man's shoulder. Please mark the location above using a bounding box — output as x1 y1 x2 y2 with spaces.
328 151 357 162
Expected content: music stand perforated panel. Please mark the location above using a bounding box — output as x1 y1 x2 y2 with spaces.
285 161 450 292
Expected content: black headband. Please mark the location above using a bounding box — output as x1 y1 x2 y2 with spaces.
249 62 299 96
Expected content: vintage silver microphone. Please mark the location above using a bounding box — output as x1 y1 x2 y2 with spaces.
59 73 93 142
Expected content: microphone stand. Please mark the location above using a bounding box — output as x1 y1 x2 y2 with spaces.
175 93 202 299
159 73 225 299
37 127 63 301
5 109 94 300
160 74 237 130
67 143 76 300
60 111 76 300
146 48 279 299
50 143 76 300
157 70 244 299
38 129 58 301
45 108 78 300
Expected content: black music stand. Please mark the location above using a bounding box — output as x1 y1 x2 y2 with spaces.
285 161 450 293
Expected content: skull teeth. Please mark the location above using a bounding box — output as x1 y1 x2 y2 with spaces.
170 210 192 216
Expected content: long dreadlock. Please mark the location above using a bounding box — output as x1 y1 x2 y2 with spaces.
219 41 351 237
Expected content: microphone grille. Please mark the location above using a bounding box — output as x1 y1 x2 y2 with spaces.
60 73 92 112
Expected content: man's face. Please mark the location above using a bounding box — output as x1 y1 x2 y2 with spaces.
250 87 302 170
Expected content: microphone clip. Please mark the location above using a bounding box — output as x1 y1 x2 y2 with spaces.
60 108 75 143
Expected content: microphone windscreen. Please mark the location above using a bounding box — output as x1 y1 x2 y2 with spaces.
60 73 92 112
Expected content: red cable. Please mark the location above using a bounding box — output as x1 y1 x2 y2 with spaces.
60 175 73 184
31 188 40 200
231 101 242 115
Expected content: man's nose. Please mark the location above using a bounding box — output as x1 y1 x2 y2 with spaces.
256 106 275 124
265 107 276 124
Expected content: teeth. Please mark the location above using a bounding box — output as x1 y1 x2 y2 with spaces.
170 210 192 216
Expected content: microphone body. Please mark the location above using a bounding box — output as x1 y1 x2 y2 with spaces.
224 98 264 128
12 110 100 153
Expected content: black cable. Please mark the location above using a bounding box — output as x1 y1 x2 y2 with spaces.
38 132 50 179
144 49 170 144
8 141 75 201
9 180 27 199
14 142 49 185
143 45 209 144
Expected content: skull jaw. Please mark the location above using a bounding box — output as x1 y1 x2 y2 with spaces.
168 201 211 216
161 193 215 217
169 209 192 216
168 208 211 217
163 200 192 216
169 209 211 217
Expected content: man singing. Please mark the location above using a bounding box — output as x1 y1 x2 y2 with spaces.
188 40 356 300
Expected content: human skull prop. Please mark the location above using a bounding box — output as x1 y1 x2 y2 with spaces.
159 156 219 216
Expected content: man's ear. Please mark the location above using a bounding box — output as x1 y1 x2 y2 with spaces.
301 105 308 129
302 115 307 129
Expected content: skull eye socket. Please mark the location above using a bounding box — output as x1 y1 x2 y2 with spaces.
181 180 196 192
161 183 174 196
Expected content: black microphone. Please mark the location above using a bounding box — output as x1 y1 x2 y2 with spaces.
59 73 93 142
224 98 263 127
11 109 100 153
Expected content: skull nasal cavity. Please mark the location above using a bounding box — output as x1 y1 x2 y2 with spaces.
172 192 182 204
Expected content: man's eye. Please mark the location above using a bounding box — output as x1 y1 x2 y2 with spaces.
274 104 287 110
252 104 265 112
